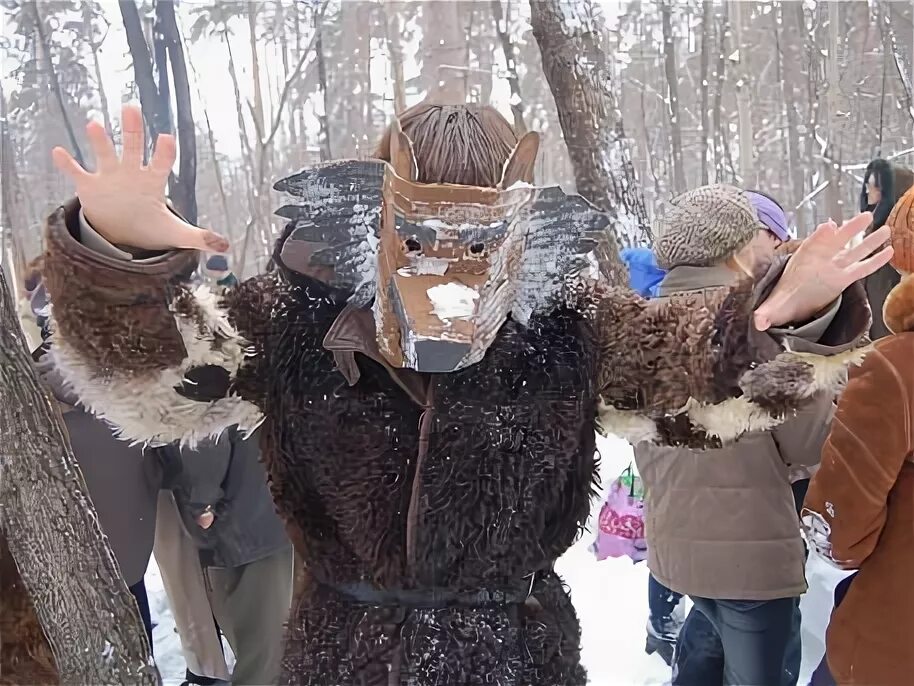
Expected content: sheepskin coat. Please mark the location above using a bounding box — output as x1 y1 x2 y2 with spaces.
40 200 869 685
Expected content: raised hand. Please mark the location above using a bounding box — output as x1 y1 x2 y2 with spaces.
754 212 893 331
52 104 229 253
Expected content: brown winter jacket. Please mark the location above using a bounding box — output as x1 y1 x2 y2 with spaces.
630 264 864 601
803 186 914 684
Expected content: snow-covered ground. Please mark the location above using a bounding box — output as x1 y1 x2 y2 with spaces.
149 434 850 685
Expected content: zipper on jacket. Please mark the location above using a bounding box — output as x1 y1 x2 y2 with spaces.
405 380 435 577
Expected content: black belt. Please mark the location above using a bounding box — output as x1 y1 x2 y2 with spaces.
330 574 538 609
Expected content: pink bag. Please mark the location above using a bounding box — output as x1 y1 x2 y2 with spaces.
590 465 647 563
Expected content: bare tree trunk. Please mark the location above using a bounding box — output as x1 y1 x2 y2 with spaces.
314 13 332 161
119 1 170 140
32 4 84 167
660 0 685 193
729 0 754 188
881 0 914 124
774 2 802 216
0 83 28 297
83 1 113 135
421 1 468 102
0 267 158 686
492 0 526 132
529 0 650 261
699 0 712 186
713 6 732 182
157 0 197 224
248 3 266 141
1 529 58 685
379 1 408 114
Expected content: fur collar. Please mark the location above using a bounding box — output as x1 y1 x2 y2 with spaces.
884 273 914 334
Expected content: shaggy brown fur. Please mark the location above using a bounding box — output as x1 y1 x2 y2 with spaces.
43 200 199 377
596 253 870 447
0 533 58 685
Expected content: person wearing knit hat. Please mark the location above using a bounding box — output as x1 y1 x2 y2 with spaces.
637 184 844 686
802 182 914 686
654 184 789 273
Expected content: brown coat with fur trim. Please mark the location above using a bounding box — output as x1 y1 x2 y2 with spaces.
803 275 914 685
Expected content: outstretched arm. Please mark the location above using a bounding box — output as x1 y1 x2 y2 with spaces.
43 201 277 447
42 105 274 447
595 217 888 447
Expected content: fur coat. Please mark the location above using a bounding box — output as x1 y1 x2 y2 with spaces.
39 200 869 685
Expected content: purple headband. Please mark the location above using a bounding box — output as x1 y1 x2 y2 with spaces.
745 191 790 242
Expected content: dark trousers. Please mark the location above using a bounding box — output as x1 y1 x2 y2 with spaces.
128 579 154 656
674 597 801 686
809 573 857 686
648 573 683 633
664 479 809 686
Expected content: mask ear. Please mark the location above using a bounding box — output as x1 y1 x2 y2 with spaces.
499 131 540 189
389 117 419 181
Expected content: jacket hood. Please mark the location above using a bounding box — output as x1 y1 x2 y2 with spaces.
884 274 914 334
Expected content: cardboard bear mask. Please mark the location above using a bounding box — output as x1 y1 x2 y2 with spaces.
273 125 609 373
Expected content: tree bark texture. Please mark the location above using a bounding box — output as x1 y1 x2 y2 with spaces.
0 267 158 685
1 531 57 684
31 3 85 168
660 0 685 194
529 0 651 264
158 0 198 224
492 0 527 133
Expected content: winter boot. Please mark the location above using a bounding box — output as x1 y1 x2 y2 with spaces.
645 595 686 666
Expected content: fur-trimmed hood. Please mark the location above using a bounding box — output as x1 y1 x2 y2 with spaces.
884 274 914 334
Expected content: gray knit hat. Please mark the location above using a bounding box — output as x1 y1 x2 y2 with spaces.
654 184 766 269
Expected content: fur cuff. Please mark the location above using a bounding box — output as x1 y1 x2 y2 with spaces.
48 284 263 447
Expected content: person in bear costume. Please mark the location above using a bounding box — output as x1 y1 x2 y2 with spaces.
38 102 889 684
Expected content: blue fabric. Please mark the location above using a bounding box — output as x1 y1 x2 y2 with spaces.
621 248 666 298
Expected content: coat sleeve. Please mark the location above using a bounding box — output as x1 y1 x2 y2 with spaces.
595 254 871 445
802 342 912 569
771 395 835 468
41 199 276 447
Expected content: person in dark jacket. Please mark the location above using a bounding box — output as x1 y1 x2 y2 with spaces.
860 158 914 338
156 428 293 686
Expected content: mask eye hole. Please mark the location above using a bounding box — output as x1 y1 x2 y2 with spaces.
404 238 422 254
469 242 486 256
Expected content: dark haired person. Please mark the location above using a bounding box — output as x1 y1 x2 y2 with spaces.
37 102 885 683
860 159 914 338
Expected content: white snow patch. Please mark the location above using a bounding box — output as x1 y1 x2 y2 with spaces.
427 283 478 320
